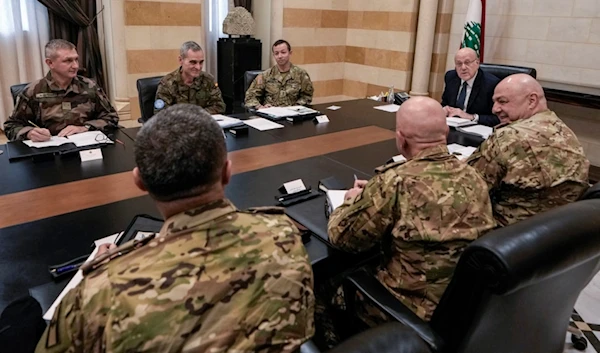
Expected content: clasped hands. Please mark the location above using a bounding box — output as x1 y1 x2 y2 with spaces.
345 179 368 200
26 125 89 142
443 106 475 121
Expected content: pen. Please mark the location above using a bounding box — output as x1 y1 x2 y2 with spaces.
354 174 358 181
50 263 83 274
28 120 41 128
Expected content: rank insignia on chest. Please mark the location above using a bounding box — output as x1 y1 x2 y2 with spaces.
36 93 58 99
62 102 72 110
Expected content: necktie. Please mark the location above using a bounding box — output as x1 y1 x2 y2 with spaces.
456 81 468 110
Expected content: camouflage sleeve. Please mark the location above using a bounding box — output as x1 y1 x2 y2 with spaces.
4 91 36 141
295 71 313 106
204 78 226 115
154 80 175 115
467 134 506 191
89 86 119 131
327 172 399 253
34 286 84 353
244 74 265 108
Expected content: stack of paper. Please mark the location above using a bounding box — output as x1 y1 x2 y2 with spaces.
446 117 477 127
374 104 400 113
212 114 243 128
447 143 477 160
257 107 299 118
23 131 113 148
457 125 493 139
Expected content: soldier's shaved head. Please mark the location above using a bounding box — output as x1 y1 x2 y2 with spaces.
134 104 230 203
492 73 547 123
395 97 449 158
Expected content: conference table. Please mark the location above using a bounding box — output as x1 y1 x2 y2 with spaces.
0 99 484 313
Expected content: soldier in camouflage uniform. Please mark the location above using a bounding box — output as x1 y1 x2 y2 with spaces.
244 40 314 109
326 97 495 325
154 41 225 115
467 74 589 226
35 104 314 353
5 39 118 141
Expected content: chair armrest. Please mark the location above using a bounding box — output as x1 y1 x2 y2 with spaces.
344 269 444 352
328 322 433 353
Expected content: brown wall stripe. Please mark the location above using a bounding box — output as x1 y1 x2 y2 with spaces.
0 126 395 228
283 8 418 32
127 49 179 74
125 1 202 26
313 79 344 97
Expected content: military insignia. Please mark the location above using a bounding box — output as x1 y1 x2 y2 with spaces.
61 102 72 111
35 93 57 99
154 99 165 110
246 206 285 214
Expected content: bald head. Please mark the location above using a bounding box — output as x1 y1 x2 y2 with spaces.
395 97 449 158
492 73 547 123
454 47 480 81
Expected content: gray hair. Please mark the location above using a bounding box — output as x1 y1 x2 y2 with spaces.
134 104 227 202
45 39 76 59
180 41 203 58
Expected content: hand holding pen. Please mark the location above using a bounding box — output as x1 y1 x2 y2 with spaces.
26 120 51 142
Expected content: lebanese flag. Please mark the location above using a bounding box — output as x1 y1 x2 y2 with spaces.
460 0 486 62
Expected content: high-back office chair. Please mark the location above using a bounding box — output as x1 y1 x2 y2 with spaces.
344 199 600 353
10 83 29 106
479 63 537 81
244 70 263 94
136 76 163 123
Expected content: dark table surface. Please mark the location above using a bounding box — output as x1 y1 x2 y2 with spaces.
0 99 487 312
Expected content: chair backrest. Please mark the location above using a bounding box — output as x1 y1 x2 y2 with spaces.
244 70 263 95
10 83 29 106
328 323 432 353
136 76 163 122
479 63 537 81
580 182 600 200
430 199 600 353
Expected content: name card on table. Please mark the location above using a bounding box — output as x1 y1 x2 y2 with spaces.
80 148 103 162
314 115 330 124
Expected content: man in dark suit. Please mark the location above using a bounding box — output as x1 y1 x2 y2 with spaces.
441 48 500 127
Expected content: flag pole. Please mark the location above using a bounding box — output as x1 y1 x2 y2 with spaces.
480 0 486 62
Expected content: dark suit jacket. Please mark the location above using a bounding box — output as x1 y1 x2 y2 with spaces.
441 68 500 127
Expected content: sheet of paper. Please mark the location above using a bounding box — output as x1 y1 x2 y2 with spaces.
212 114 243 128
44 233 119 320
326 190 347 213
23 136 69 148
287 106 318 114
373 104 400 113
446 117 476 127
283 179 307 194
244 118 284 131
327 105 341 110
257 107 300 118
458 125 493 139
368 95 380 101
66 131 114 147
447 143 477 160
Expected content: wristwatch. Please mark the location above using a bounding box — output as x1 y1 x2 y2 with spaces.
84 124 95 131
472 114 479 123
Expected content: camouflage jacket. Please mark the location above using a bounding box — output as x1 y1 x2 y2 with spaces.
328 145 496 321
36 199 315 353
244 64 313 108
154 68 226 115
467 110 589 226
4 72 119 140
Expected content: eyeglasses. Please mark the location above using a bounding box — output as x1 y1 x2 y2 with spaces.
95 134 125 148
455 60 478 67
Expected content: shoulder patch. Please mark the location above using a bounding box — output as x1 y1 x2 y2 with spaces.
374 159 406 174
245 206 285 214
154 99 165 110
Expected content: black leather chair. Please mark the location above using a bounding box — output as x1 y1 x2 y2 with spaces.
10 83 29 106
479 63 537 81
344 199 600 353
136 76 163 123
244 70 263 94
580 182 600 200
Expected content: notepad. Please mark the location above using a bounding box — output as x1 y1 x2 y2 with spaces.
244 118 284 131
457 125 493 139
447 143 477 160
212 114 243 128
326 190 347 216
446 117 477 127
23 131 113 148
373 104 400 113
43 233 119 320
